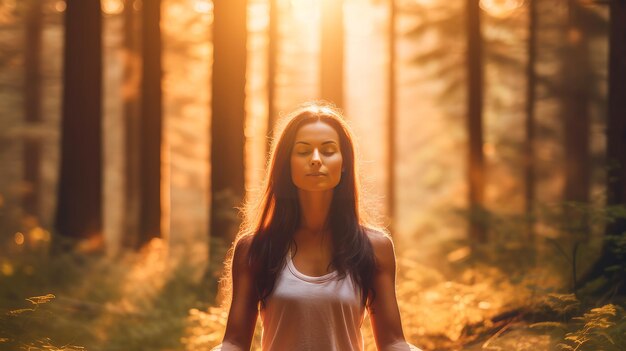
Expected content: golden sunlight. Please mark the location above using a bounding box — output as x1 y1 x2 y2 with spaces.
479 0 524 18
102 0 124 15
410 0 438 6
192 0 213 14
28 227 51 244
14 232 24 246
290 0 318 22
0 0 16 21
249 1 269 32
54 0 66 13
1 261 14 276
483 142 496 157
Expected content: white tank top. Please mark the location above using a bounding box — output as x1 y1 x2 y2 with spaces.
259 250 366 351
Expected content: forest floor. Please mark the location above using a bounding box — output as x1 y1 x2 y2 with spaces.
0 237 625 351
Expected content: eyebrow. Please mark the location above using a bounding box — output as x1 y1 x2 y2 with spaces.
295 141 338 146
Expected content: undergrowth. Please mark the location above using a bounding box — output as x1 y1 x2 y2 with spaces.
0 239 209 351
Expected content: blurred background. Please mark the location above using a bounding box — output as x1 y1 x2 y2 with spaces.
0 0 625 350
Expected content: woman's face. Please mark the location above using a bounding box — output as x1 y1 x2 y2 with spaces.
290 120 343 193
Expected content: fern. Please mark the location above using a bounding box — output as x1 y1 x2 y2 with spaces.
542 293 581 316
0 294 85 350
557 304 626 351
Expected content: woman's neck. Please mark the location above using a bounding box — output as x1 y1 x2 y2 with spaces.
297 189 333 233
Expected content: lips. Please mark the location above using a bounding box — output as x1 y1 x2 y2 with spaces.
307 172 326 176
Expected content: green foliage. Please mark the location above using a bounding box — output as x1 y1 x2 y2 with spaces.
0 242 209 351
0 294 85 350
104 261 204 350
531 294 626 351
558 304 626 351
541 293 581 317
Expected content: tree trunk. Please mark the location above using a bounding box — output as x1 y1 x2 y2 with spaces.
466 0 486 243
267 0 278 142
121 0 142 249
137 0 162 248
55 0 103 248
524 0 537 241
561 1 591 237
579 0 626 295
387 0 397 234
23 0 43 219
208 0 247 300
320 0 344 108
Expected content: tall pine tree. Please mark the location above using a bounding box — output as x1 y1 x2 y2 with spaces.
466 0 486 243
387 0 397 233
208 0 247 300
136 0 163 248
55 0 103 249
121 0 142 249
524 0 537 240
23 0 43 219
579 0 626 294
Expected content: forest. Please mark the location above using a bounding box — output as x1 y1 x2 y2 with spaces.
0 0 625 350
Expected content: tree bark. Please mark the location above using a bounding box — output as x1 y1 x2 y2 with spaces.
55 0 103 247
121 0 142 249
579 0 626 295
466 0 486 243
524 0 537 241
267 0 278 142
561 1 591 237
320 0 344 108
602 0 626 291
137 0 163 248
209 0 247 299
23 0 43 218
387 0 397 234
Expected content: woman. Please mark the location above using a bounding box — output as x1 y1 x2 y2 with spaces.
215 102 421 351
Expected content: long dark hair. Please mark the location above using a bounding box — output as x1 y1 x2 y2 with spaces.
220 102 379 310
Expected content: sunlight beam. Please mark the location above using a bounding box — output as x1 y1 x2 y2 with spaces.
480 0 524 18
290 0 318 22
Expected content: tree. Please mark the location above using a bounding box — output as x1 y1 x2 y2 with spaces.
208 0 247 299
121 0 142 249
579 0 626 295
320 0 344 108
267 0 278 141
387 0 397 232
466 0 486 243
561 0 592 233
557 0 608 240
524 0 537 241
136 0 163 248
402 1 492 243
55 0 103 247
22 0 43 218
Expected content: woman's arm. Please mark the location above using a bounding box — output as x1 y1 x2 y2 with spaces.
218 236 259 351
367 231 421 351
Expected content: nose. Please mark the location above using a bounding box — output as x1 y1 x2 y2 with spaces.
310 149 322 167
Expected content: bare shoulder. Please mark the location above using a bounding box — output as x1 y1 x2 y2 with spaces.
364 228 396 267
234 234 254 250
232 234 254 268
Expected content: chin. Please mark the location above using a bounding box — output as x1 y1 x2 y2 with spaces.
298 184 336 192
